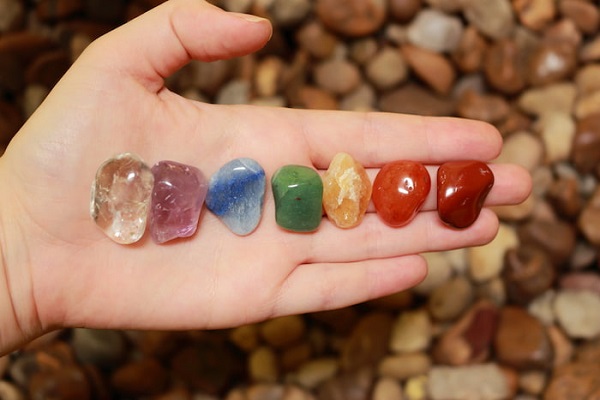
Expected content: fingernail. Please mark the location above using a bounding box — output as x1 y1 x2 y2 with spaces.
232 12 268 23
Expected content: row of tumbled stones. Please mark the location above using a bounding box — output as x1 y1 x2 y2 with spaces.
90 152 494 245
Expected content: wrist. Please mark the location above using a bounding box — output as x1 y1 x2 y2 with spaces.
0 157 41 354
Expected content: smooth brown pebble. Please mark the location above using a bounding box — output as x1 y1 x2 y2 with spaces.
315 0 387 37
494 307 553 370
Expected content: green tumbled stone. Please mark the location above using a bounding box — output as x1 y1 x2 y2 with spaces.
272 165 323 232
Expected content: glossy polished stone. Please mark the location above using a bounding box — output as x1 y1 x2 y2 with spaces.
205 158 266 236
90 152 154 244
322 153 372 228
437 160 494 229
272 165 323 232
372 160 431 227
150 160 207 244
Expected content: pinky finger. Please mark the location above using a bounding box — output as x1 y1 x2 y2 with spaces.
273 256 427 317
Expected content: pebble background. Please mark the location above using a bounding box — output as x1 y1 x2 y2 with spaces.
1 0 600 399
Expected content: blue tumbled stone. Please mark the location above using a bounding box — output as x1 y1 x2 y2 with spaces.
206 158 266 235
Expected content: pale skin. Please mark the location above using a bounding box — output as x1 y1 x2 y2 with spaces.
0 0 531 355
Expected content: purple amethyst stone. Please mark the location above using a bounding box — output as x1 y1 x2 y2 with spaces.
150 160 207 244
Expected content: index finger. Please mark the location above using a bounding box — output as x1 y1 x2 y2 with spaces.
292 110 503 168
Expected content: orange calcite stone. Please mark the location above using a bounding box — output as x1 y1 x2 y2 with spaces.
322 153 372 228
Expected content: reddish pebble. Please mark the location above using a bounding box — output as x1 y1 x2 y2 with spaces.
437 161 494 229
372 161 430 227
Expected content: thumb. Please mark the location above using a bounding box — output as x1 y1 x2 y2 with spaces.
85 0 272 91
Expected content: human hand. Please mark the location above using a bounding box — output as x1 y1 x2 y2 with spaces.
0 0 531 354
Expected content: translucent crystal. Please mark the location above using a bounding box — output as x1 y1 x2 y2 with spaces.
90 153 154 244
150 160 207 244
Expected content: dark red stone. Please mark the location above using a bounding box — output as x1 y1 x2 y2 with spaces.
372 161 431 227
437 161 494 229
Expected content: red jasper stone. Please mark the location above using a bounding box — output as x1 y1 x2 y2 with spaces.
373 161 431 227
437 161 494 229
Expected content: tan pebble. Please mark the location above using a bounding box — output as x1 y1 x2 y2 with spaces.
269 0 311 27
249 347 279 383
553 290 600 339
576 64 600 95
216 79 250 105
538 112 576 163
280 343 312 372
379 83 455 116
428 365 510 400
574 90 600 120
518 82 576 116
261 315 306 348
294 358 339 389
402 44 455 95
314 58 361 95
494 131 543 171
559 0 600 34
463 0 515 39
340 83 376 111
365 47 408 90
546 325 575 368
452 26 487 73
414 252 453 295
406 8 463 53
405 375 428 400
544 361 600 399
379 353 431 380
296 21 338 59
246 383 285 400
254 56 283 98
322 153 371 228
389 310 432 353
528 290 557 326
372 377 405 400
456 90 510 123
229 324 260 352
349 38 378 65
315 0 387 37
428 276 473 321
578 202 600 247
513 0 556 31
492 193 537 222
468 223 519 282
282 385 316 400
477 277 507 306
0 381 24 400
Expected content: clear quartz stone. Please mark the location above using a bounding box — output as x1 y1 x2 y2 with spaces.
90 153 154 244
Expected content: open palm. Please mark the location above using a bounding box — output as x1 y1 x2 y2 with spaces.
0 0 530 353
